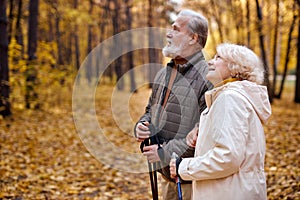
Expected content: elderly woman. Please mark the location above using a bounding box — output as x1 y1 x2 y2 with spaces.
170 43 272 200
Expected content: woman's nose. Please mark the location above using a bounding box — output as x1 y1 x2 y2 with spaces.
208 59 214 66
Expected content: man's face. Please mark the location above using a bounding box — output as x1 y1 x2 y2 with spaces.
162 16 193 59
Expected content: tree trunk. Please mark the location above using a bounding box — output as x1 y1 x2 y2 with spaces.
211 0 224 43
231 0 244 44
276 3 297 99
255 0 272 102
26 0 39 109
0 0 11 117
271 0 280 98
125 0 136 92
46 6 56 68
47 9 54 42
65 30 72 65
0 0 12 116
73 0 80 70
74 24 80 69
246 0 251 47
112 0 124 90
15 0 23 51
148 0 155 88
28 0 38 61
295 6 300 103
7 0 14 43
98 1 112 82
97 7 106 77
55 6 63 66
86 0 93 84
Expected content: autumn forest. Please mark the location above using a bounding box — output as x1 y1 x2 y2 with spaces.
0 0 300 199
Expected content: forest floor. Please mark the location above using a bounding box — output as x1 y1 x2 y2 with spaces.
0 83 299 200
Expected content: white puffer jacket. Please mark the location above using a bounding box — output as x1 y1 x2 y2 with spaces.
178 80 272 200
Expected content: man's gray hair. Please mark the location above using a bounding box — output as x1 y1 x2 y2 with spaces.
217 43 265 85
178 9 208 48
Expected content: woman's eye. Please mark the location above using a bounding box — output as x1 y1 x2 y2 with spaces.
215 55 223 60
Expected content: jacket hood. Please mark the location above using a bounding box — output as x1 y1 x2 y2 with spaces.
205 81 272 124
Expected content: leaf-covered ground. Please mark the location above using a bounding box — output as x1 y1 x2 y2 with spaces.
1 84 299 199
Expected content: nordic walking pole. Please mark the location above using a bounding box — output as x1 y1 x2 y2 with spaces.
141 122 158 200
172 152 183 200
144 137 158 200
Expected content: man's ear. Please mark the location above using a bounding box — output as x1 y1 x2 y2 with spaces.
189 40 195 45
189 33 199 45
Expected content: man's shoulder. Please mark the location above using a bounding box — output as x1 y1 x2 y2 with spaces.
152 67 167 85
186 60 209 79
155 67 167 77
193 59 208 71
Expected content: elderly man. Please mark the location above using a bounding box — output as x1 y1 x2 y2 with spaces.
135 9 212 200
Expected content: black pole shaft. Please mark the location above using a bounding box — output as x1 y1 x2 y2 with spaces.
144 138 158 200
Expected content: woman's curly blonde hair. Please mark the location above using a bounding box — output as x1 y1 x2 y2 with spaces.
217 43 265 85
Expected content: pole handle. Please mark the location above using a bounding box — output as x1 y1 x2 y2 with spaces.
172 152 183 200
171 152 180 183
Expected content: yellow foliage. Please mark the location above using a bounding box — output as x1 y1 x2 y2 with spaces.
1 83 299 199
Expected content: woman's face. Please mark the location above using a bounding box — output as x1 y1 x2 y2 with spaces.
207 54 232 86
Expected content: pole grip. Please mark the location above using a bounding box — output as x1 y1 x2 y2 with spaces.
172 152 183 200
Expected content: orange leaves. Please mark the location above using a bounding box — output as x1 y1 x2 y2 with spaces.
0 88 154 199
1 84 299 199
264 98 300 199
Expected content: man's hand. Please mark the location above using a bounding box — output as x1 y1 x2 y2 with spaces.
169 158 177 179
143 145 161 163
186 124 199 148
136 121 151 142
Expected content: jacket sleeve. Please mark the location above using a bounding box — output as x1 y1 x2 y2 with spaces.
134 68 165 137
158 137 195 165
178 92 249 181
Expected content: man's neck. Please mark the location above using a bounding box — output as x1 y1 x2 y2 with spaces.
174 57 188 65
174 50 200 66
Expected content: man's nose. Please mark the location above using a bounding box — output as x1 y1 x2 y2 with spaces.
166 29 172 38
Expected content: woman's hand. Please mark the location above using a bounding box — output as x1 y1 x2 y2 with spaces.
186 123 199 148
169 158 177 179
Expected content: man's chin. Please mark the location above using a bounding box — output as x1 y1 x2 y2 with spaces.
162 48 178 59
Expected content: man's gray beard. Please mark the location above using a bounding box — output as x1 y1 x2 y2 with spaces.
162 46 181 59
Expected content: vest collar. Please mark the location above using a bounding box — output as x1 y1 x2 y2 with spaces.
167 51 205 74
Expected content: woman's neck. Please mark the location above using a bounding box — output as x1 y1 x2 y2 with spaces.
214 77 242 88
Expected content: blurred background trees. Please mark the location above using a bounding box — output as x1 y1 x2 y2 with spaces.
0 0 299 117
0 0 11 116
